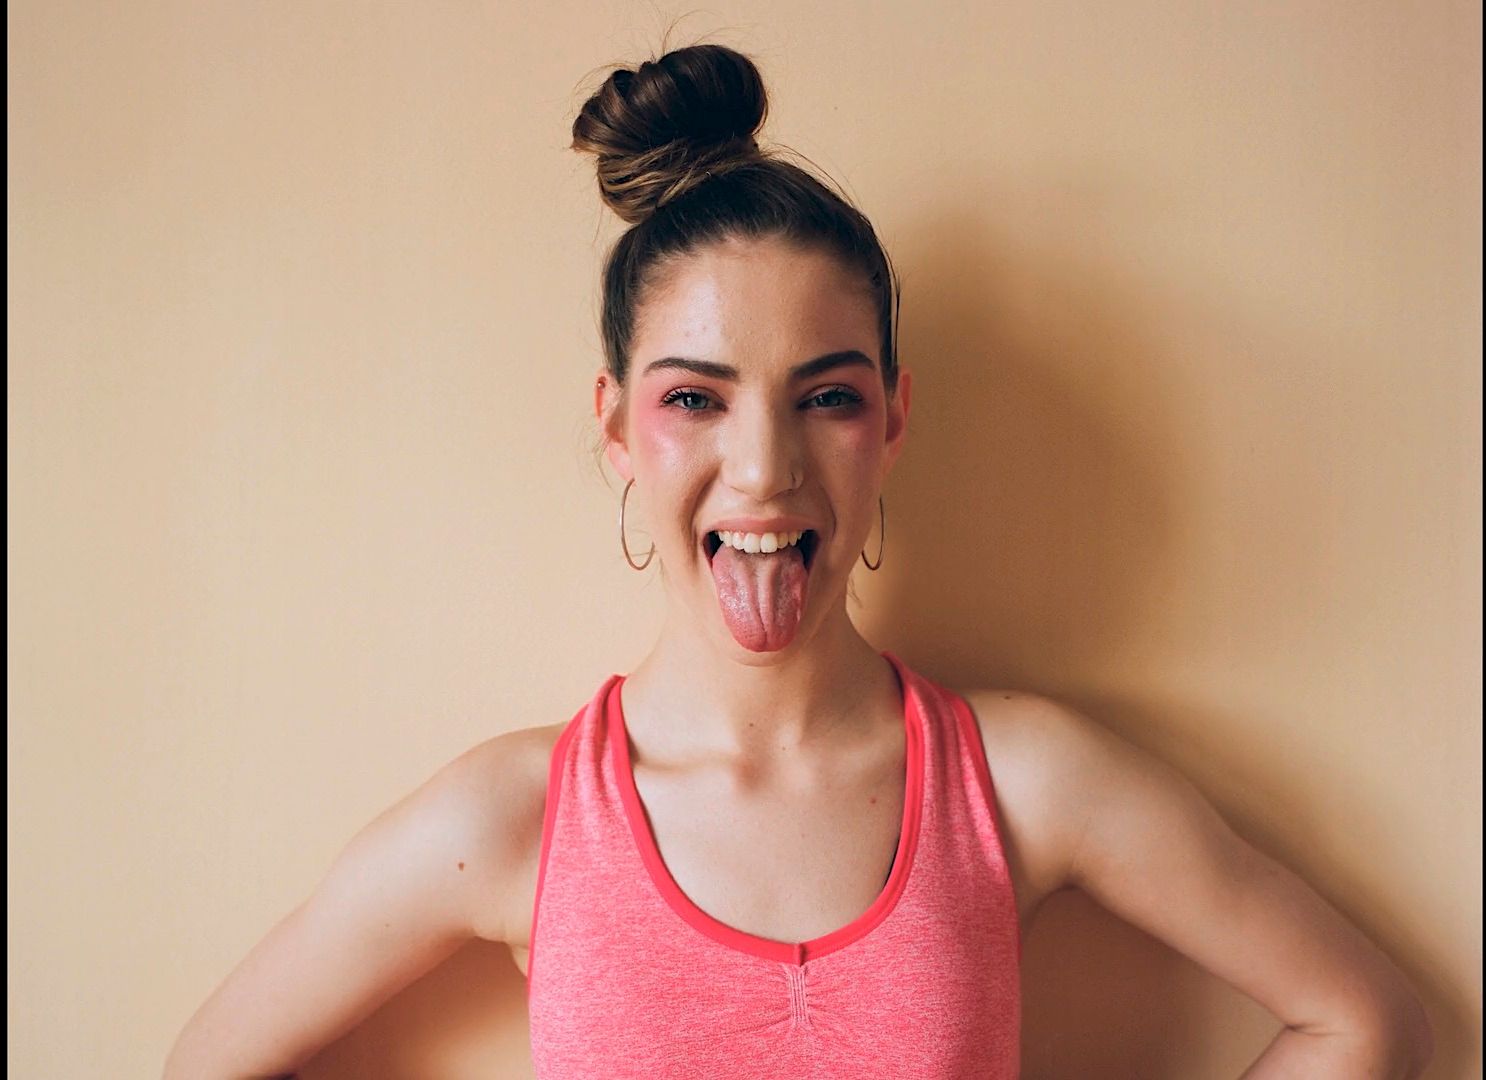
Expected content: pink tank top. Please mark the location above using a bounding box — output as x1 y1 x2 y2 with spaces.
526 650 1021 1078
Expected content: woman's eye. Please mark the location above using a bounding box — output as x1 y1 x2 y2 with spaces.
659 386 863 412
807 387 864 409
660 389 713 411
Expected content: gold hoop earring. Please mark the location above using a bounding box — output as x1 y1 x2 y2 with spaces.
860 495 885 571
619 478 655 571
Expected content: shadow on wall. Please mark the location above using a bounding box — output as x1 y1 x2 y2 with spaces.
866 207 1253 1075
299 209 1471 1079
858 206 1470 1076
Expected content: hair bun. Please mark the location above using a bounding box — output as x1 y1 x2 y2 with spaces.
572 44 769 224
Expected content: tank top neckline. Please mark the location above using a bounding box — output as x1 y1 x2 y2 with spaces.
607 649 927 967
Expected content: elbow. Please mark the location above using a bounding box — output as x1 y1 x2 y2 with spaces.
1349 993 1435 1079
1399 1001 1435 1079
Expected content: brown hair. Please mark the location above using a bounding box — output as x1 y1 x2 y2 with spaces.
571 43 901 414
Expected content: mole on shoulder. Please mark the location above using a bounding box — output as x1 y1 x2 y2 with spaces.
458 861 466 871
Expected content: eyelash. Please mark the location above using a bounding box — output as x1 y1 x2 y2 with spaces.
658 386 865 412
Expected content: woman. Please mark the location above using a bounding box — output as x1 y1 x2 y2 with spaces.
164 43 1433 1079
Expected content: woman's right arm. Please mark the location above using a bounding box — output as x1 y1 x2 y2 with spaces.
162 732 539 1080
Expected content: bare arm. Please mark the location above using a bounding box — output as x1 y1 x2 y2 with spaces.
162 733 537 1080
976 693 1434 1078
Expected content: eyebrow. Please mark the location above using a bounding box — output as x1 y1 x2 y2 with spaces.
641 350 876 382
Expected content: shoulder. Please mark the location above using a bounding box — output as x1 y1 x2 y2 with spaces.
397 720 568 943
442 720 568 821
411 722 563 838
954 688 1143 902
958 687 1131 788
957 687 1228 889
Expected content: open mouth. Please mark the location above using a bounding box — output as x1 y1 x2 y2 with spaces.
704 529 819 572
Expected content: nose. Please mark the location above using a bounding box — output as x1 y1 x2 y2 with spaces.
719 399 805 501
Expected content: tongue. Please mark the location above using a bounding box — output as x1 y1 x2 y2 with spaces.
708 543 809 652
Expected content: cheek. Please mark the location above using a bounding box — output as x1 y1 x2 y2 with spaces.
839 413 881 456
633 402 704 476
820 408 885 483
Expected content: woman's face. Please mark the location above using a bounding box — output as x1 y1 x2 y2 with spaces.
596 234 911 657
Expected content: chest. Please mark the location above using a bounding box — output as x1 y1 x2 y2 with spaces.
626 752 908 947
509 721 904 975
507 707 1045 977
525 788 1023 1079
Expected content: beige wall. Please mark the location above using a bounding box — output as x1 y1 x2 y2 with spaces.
7 2 1479 1077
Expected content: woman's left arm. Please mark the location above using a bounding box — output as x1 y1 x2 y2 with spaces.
1033 696 1434 1078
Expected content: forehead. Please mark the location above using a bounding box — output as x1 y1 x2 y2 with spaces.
632 236 878 370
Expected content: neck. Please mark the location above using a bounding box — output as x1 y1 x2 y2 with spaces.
622 603 898 764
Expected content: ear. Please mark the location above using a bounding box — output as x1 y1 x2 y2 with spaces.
594 369 634 482
882 367 912 475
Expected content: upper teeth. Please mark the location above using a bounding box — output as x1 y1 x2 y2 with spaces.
715 530 805 554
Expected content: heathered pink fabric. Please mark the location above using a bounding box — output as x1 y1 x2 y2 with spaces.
526 650 1021 1078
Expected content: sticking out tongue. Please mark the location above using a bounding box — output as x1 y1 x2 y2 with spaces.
708 540 809 652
